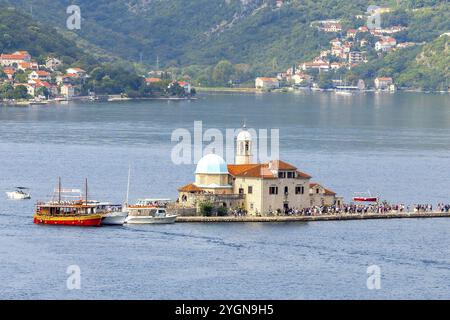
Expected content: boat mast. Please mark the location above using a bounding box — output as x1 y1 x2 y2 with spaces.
85 178 88 214
58 177 61 204
126 166 131 206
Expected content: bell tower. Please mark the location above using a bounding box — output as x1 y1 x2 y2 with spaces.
235 124 253 165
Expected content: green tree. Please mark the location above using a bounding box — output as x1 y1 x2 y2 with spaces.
212 60 234 86
35 86 50 98
216 206 228 217
12 85 29 100
317 72 333 89
199 202 214 217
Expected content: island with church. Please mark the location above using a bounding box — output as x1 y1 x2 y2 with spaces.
174 125 343 218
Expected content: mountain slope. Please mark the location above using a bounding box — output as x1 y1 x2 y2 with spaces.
0 6 90 66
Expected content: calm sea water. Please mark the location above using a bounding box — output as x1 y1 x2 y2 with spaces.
0 92 449 299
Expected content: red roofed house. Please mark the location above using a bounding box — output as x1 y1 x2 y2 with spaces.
375 37 397 51
321 22 342 32
144 77 161 85
177 81 192 93
2 67 16 80
347 29 358 38
301 58 330 72
0 51 31 67
66 68 88 79
374 77 393 90
177 126 341 215
17 61 38 71
29 70 51 81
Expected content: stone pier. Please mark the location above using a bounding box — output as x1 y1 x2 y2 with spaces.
176 212 450 223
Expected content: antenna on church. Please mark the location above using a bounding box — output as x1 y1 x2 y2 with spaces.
242 118 247 129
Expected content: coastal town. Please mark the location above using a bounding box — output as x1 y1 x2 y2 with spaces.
254 6 430 92
0 51 195 104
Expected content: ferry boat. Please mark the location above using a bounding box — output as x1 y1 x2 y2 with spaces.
125 199 177 224
6 187 31 200
34 178 119 227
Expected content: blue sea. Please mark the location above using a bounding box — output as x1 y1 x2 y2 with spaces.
1 92 450 299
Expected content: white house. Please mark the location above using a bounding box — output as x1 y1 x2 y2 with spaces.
374 77 393 90
66 68 88 79
60 84 75 98
29 70 51 81
255 77 280 90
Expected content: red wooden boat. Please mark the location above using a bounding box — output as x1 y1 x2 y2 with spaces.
34 178 105 227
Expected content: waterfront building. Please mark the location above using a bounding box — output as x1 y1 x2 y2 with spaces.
255 77 280 90
374 77 393 90
177 126 340 215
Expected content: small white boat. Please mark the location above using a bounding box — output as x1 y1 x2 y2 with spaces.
125 199 177 224
102 211 128 225
85 201 126 226
6 187 31 200
335 90 353 96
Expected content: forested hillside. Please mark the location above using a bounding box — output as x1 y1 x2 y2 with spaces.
1 0 449 89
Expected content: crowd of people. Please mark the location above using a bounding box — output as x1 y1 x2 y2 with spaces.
227 202 450 217
267 202 450 216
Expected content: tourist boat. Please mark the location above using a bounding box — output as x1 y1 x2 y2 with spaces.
34 178 117 227
353 191 378 203
125 199 177 224
6 187 31 200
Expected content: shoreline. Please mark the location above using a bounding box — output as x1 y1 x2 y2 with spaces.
2 90 448 106
196 87 449 94
176 211 450 223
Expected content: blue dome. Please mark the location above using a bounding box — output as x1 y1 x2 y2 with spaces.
195 154 228 174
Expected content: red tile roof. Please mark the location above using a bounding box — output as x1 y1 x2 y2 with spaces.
145 77 161 83
0 54 28 60
310 183 336 195
178 183 203 192
228 160 311 179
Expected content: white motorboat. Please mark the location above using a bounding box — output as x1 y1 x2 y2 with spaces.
102 211 128 225
6 187 31 200
85 201 127 226
125 199 177 224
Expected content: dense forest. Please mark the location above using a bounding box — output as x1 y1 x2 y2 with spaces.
0 0 449 90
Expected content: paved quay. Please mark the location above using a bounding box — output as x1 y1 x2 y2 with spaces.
176 212 450 223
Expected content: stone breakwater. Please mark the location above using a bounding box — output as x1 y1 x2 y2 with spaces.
176 212 450 223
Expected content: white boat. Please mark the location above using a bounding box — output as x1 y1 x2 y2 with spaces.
102 211 128 225
334 89 353 96
125 199 177 224
85 201 127 225
6 187 31 200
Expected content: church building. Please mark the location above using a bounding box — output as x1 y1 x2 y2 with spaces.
177 126 341 215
